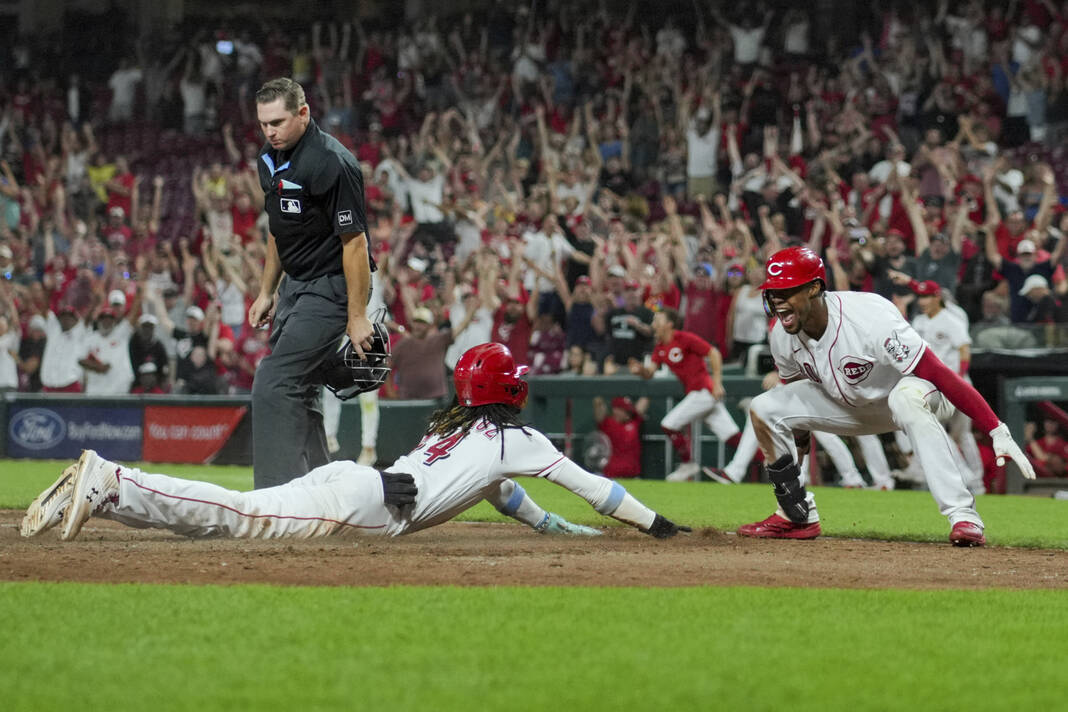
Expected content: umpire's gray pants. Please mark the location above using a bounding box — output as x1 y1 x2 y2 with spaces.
253 273 348 489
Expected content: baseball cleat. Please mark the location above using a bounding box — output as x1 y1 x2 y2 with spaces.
949 521 985 547
60 450 121 541
666 462 700 482
537 512 603 536
701 467 735 484
737 513 821 540
20 467 78 537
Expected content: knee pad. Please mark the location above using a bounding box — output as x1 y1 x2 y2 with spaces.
766 455 809 524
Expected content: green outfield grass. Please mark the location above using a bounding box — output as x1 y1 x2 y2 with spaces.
2 582 1065 711
3 459 1067 548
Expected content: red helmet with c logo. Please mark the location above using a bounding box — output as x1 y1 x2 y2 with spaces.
760 246 827 291
454 343 530 408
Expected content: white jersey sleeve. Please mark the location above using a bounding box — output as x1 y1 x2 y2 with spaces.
768 321 802 380
497 427 569 478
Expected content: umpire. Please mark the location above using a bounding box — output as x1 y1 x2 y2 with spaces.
249 77 375 488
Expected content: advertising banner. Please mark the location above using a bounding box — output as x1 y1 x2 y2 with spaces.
7 405 143 460
142 405 248 463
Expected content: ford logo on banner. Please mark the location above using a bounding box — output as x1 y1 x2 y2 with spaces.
6 405 143 460
9 408 67 450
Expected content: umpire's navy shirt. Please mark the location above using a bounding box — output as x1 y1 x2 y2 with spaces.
258 119 371 281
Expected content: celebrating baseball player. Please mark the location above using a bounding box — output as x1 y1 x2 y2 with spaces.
629 307 740 482
906 279 985 494
22 343 690 542
738 246 1034 546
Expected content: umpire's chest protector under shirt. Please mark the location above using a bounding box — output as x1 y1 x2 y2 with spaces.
258 119 371 281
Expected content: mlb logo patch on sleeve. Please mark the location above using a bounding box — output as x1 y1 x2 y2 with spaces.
280 198 302 214
338 210 353 226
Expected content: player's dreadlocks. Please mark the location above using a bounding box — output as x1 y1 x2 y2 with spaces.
427 397 532 460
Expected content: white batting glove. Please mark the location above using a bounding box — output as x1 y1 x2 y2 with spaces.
989 422 1036 480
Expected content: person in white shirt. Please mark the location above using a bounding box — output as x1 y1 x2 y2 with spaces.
380 157 452 246
40 305 89 392
868 142 911 185
445 283 496 371
655 18 687 59
908 280 984 494
27 343 691 544
521 215 575 296
79 299 139 396
738 247 1033 547
0 313 20 390
711 8 773 66
782 9 811 57
405 163 446 224
179 57 208 135
107 58 143 123
682 94 721 200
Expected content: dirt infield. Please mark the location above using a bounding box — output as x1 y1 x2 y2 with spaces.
2 511 1065 589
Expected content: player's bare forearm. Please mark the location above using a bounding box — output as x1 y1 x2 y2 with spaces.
341 231 373 349
259 234 284 297
340 232 370 318
706 347 725 397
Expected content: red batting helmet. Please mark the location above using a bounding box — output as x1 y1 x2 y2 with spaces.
454 343 530 408
760 246 827 291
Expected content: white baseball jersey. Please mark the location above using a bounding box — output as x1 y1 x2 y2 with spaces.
103 417 652 539
911 308 970 374
387 419 567 535
41 313 88 388
0 330 19 389
81 320 135 395
769 291 927 407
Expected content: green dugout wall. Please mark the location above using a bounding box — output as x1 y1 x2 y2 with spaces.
999 377 1068 494
339 374 766 477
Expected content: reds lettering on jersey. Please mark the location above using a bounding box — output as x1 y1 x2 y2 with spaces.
769 292 927 407
651 330 715 393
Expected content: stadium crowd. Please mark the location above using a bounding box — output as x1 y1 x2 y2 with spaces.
2 0 1068 488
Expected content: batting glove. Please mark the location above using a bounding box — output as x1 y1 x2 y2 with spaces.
380 471 418 507
644 513 692 539
536 512 603 536
989 422 1036 480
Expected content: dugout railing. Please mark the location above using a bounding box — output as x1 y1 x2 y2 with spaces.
1000 376 1068 494
0 375 765 475
0 373 1055 489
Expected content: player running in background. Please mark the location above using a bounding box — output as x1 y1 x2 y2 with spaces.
738 246 1034 546
629 308 740 482
22 343 690 542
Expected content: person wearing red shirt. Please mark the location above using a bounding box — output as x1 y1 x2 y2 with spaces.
105 156 135 218
492 290 535 368
593 396 648 479
355 122 385 167
230 190 260 246
682 263 730 355
629 307 740 482
1026 418 1068 478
